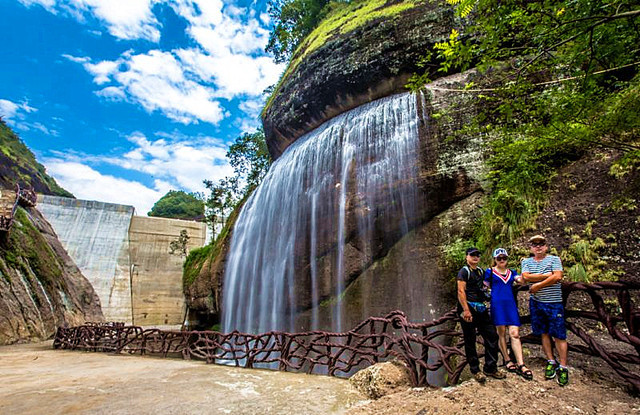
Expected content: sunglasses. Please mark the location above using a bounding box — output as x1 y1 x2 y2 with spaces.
496 256 508 261
468 252 481 257
531 242 546 247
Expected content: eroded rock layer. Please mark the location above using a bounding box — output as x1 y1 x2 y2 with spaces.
0 207 103 344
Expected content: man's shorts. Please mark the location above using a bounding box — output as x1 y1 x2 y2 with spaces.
530 298 567 340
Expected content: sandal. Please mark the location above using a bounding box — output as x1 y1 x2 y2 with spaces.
504 360 517 372
517 364 533 380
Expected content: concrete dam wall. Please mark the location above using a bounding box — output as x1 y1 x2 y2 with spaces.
37 195 206 325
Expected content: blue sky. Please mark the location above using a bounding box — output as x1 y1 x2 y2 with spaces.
0 0 284 214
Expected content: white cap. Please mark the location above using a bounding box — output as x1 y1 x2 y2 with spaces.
492 248 508 257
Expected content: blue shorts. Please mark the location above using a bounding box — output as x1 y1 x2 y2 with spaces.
530 298 566 340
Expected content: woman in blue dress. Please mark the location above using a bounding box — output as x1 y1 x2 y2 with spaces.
484 248 533 380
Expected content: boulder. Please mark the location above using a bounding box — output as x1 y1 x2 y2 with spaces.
350 360 413 399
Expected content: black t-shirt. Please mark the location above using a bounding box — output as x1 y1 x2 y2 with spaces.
457 265 486 302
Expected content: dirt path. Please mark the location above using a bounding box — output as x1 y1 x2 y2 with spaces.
0 341 363 415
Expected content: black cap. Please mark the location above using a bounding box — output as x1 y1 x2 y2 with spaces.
466 247 480 255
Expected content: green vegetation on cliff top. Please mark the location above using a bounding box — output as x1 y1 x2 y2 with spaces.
0 119 72 197
263 0 421 115
183 193 248 289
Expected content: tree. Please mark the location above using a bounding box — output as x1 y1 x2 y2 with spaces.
265 0 334 62
203 129 272 239
169 229 190 257
227 129 272 193
148 190 205 221
437 0 640 81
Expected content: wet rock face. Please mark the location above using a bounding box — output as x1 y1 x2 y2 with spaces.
188 1 489 328
183 245 226 329
0 207 103 344
262 2 454 159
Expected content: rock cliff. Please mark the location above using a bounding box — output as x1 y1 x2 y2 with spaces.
188 1 489 329
0 206 103 344
262 0 454 158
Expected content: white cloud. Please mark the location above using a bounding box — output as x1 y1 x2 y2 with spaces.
75 0 160 41
46 2 285 127
44 159 169 215
237 98 264 132
0 99 37 122
22 0 160 41
95 86 126 101
61 54 90 64
46 131 235 214
18 0 57 13
0 99 60 136
16 121 60 137
85 59 120 84
177 4 269 56
72 50 225 124
110 132 234 191
176 49 282 99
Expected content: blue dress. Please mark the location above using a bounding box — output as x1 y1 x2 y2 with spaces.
484 267 521 326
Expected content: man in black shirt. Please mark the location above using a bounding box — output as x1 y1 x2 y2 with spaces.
457 247 505 383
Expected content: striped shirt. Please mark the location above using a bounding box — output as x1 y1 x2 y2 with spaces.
521 255 563 303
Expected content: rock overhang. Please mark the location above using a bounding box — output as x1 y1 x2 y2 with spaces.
262 0 455 159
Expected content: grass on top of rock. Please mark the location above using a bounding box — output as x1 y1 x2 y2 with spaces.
263 0 421 116
182 192 248 289
0 120 73 197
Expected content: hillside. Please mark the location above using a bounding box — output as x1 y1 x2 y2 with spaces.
0 119 72 197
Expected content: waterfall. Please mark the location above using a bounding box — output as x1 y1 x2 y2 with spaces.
222 91 422 334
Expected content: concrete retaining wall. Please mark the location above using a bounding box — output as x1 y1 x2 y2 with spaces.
130 216 206 326
38 195 134 322
37 195 206 325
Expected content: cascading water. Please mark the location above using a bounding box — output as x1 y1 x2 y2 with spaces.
222 91 422 334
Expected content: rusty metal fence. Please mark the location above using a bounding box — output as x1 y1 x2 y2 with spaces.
54 281 640 392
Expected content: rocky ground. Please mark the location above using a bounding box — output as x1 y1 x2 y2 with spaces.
348 343 639 414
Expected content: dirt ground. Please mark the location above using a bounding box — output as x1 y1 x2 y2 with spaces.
1 341 638 414
0 341 363 415
348 343 640 415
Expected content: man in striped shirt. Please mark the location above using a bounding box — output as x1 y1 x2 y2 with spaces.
521 234 569 386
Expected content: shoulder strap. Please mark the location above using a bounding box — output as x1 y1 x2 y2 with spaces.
464 265 484 279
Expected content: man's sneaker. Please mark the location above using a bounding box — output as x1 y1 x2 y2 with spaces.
473 372 487 384
484 369 507 379
556 367 569 386
544 361 559 379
